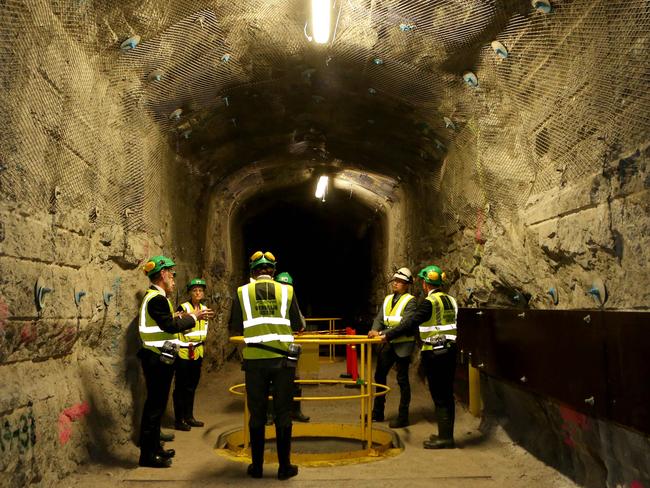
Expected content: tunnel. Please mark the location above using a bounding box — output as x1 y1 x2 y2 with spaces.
238 181 380 322
0 0 649 487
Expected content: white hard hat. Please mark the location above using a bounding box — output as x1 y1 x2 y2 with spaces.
392 267 413 283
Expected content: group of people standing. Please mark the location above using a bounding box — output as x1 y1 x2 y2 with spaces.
136 251 305 479
368 264 459 449
135 251 458 478
137 256 215 468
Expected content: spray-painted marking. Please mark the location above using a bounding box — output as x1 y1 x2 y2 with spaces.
20 323 37 344
0 410 36 454
63 325 77 343
559 405 590 448
58 402 90 445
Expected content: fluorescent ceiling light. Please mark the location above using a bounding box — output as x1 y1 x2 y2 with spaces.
311 0 331 44
315 175 329 201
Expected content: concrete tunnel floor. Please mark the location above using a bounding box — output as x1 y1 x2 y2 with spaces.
68 359 578 488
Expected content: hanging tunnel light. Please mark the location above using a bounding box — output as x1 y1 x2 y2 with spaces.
311 0 331 44
315 175 329 201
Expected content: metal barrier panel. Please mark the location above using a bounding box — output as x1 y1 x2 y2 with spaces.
457 308 650 434
604 312 650 432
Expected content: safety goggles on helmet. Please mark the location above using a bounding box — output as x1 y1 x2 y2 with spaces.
418 265 446 285
249 250 277 270
143 255 176 276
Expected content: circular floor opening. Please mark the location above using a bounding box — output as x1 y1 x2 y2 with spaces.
215 423 403 466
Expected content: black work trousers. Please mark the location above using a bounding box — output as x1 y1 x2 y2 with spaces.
421 344 457 413
373 343 411 417
245 364 295 430
268 378 304 418
173 357 202 421
138 348 175 456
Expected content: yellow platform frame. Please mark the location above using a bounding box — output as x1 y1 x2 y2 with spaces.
303 317 343 361
223 334 399 464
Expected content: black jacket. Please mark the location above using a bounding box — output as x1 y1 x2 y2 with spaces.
146 287 196 334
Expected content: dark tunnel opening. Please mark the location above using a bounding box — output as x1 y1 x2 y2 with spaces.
237 180 384 333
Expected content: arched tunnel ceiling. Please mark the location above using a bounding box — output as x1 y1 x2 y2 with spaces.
220 157 400 214
3 0 648 231
111 0 532 180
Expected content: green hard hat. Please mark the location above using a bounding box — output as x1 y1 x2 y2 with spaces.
418 265 446 285
275 272 293 285
187 278 207 291
249 250 277 270
142 255 176 276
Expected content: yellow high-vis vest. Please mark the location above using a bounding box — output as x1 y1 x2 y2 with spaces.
382 293 415 344
238 279 294 360
139 289 184 354
419 291 458 351
177 302 208 360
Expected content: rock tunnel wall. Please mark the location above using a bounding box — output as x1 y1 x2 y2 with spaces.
404 0 650 310
425 142 649 311
0 4 215 486
399 6 650 481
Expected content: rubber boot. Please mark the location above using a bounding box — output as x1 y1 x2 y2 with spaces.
247 426 265 478
372 389 386 422
276 426 298 480
172 388 186 428
389 405 409 428
423 406 455 449
185 394 204 427
290 386 309 422
291 401 310 422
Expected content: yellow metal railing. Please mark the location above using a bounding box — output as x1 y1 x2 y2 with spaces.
229 334 388 454
304 318 343 361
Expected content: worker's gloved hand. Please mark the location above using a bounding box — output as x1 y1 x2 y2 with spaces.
367 330 380 339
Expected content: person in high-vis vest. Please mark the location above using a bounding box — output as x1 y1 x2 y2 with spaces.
379 264 458 449
228 251 303 480
137 256 214 468
273 272 309 423
367 267 417 428
172 278 209 431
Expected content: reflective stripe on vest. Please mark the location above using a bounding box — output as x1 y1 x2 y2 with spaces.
178 302 208 344
239 279 294 360
382 293 415 344
139 289 184 353
176 302 208 360
419 292 458 351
